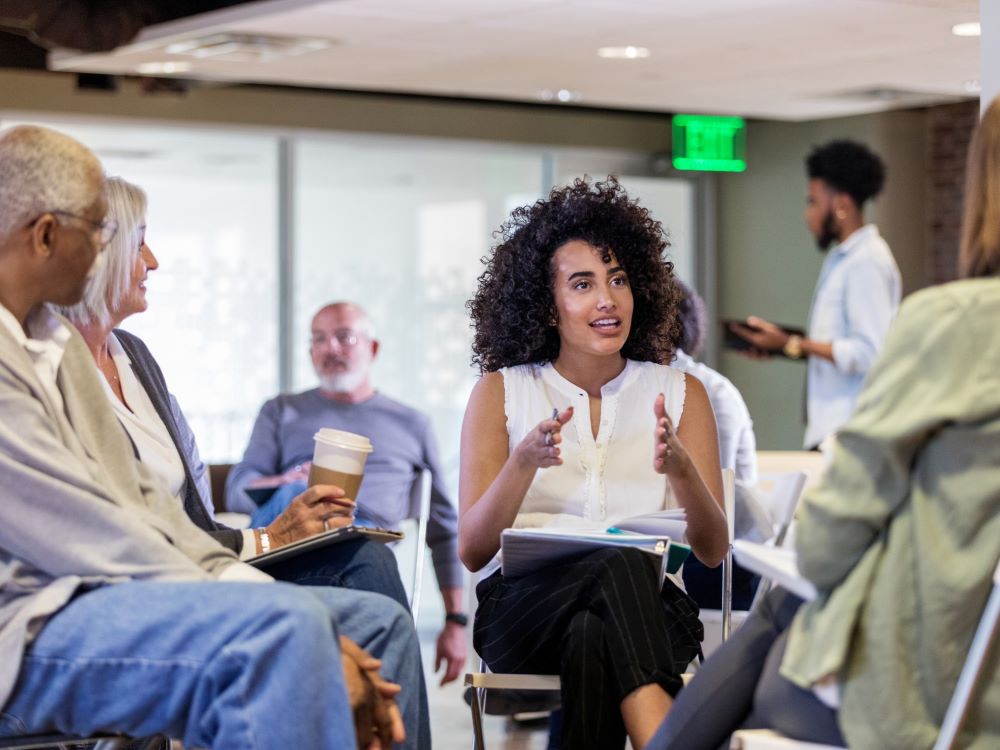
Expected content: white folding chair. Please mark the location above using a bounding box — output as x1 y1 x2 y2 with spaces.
754 471 809 548
695 468 739 656
392 469 432 620
731 556 1000 750
747 471 809 611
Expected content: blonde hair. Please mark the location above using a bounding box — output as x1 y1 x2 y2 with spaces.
61 176 147 327
959 96 1000 279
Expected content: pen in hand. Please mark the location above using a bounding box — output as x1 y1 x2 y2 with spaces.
544 407 558 447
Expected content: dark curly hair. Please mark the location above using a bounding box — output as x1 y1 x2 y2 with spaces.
806 139 885 208
468 176 681 373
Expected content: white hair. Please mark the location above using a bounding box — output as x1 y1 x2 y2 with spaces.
0 125 104 241
60 176 147 327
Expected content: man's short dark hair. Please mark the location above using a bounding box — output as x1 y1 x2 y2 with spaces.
806 139 885 208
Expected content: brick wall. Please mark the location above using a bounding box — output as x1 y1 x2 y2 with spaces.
927 100 980 284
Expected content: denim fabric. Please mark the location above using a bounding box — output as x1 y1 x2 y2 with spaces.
249 481 305 528
267 536 411 611
0 581 428 750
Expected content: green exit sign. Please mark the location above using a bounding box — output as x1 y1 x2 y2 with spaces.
672 114 747 172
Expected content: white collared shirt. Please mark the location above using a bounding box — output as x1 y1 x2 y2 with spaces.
0 303 71 412
804 224 901 449
100 333 187 504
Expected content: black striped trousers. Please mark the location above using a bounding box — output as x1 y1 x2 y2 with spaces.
474 547 703 749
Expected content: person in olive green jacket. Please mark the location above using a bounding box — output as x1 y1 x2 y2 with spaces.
650 97 1000 750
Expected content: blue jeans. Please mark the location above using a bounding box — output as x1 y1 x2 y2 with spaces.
267 536 411 612
0 581 428 750
251 483 412 612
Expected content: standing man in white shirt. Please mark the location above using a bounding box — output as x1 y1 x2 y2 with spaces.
731 139 901 449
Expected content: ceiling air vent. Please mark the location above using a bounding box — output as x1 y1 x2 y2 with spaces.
822 86 965 106
166 32 334 63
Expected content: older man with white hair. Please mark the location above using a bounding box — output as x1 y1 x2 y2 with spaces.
0 125 419 749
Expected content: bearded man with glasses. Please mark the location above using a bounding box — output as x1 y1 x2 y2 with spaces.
227 301 469 687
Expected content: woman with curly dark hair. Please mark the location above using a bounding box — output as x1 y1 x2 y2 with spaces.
459 177 728 749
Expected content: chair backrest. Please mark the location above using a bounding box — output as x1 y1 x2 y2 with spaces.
933 556 1000 750
208 463 234 514
393 468 432 620
755 471 809 547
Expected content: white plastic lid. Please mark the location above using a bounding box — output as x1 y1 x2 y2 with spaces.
313 428 373 453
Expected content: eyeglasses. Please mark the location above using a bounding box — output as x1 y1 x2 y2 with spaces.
48 210 119 248
310 329 363 348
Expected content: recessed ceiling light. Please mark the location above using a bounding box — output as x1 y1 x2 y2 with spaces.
537 89 583 103
135 61 193 75
598 46 650 59
952 22 981 37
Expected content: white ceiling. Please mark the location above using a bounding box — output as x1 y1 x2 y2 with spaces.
50 0 982 121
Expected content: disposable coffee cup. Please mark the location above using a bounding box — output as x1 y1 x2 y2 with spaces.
308 428 373 500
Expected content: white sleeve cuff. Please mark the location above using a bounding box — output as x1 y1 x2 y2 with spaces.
218 561 274 583
239 529 258 561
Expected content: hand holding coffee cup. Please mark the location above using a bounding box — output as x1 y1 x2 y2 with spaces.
266 484 356 548
262 429 373 549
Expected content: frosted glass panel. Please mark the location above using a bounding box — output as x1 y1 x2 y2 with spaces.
557 171 697 287
617 176 696 288
2 119 280 462
293 138 544 486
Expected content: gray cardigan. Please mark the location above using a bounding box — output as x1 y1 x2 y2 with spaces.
0 312 238 708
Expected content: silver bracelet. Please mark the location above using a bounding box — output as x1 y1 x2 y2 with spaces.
258 528 271 553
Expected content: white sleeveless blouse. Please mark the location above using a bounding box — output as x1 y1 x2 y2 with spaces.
501 359 686 531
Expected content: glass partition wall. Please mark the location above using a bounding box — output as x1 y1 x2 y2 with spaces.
1 116 704 492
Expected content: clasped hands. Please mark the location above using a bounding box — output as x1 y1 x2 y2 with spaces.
340 635 406 749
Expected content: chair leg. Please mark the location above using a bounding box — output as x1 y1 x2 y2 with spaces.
470 686 487 750
722 545 733 642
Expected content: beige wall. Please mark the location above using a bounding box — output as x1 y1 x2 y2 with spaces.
715 109 928 449
0 69 672 151
3 68 933 450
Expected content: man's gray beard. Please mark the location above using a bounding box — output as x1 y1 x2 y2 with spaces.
317 369 367 394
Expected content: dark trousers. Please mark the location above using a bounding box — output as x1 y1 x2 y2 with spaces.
648 588 845 750
474 547 702 749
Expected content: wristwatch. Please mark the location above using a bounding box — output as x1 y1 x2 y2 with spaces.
783 334 804 360
445 612 469 627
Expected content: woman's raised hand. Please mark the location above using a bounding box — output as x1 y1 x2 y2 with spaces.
515 406 574 469
653 393 692 476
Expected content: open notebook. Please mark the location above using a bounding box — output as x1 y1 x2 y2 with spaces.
501 509 689 578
